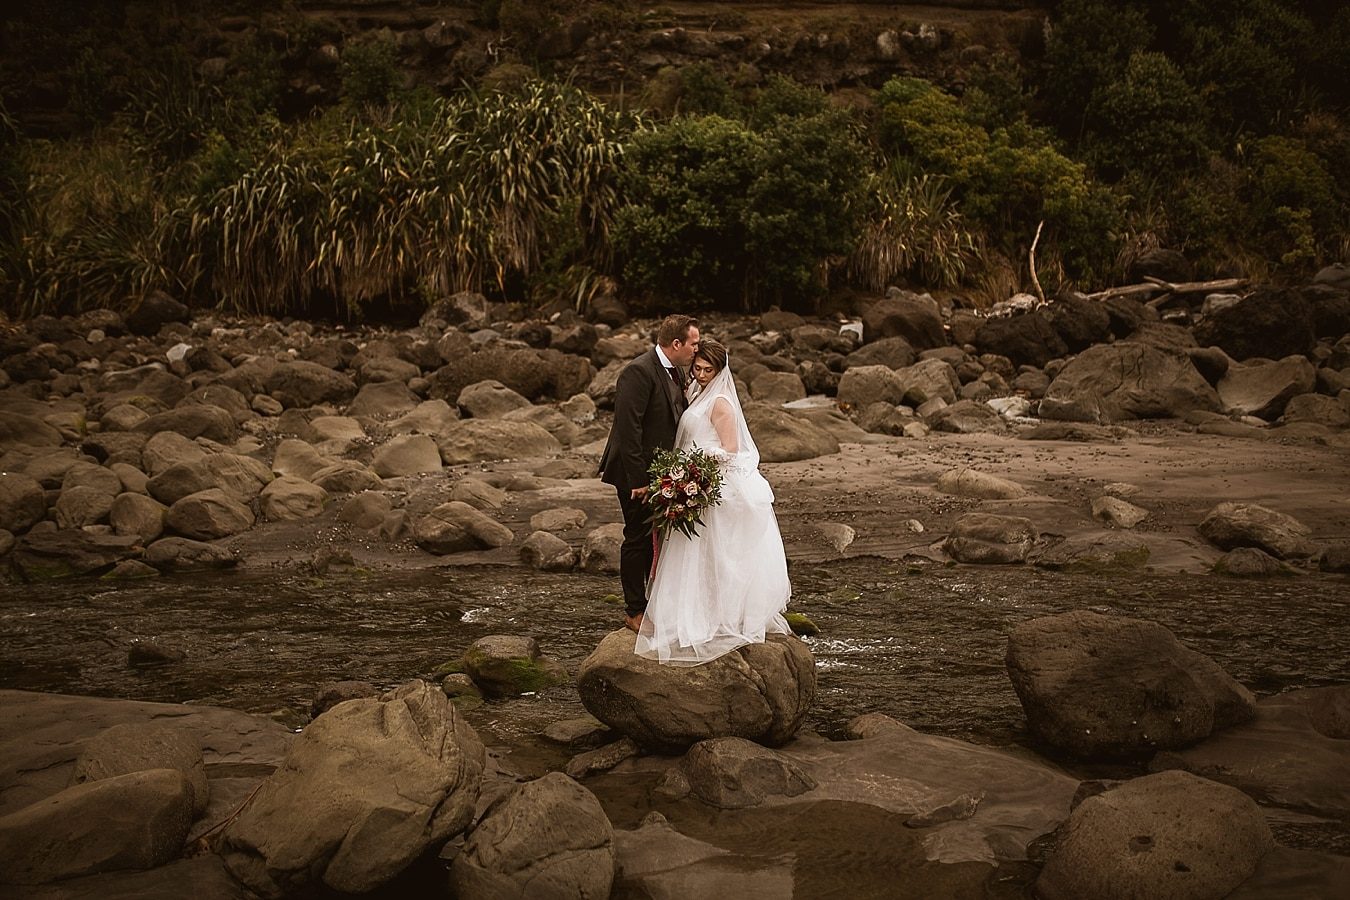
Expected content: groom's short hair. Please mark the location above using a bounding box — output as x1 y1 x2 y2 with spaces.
656 314 698 347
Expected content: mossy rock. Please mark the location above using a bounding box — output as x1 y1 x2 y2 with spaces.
785 612 820 637
463 635 569 698
432 658 466 677
598 592 624 606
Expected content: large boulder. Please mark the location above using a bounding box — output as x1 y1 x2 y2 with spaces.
926 399 1007 434
936 468 1024 500
741 403 840 462
309 461 383 495
0 473 48 533
1197 502 1316 559
146 460 218 506
973 312 1068 369
576 631 816 754
452 773 614 900
1215 356 1317 419
165 489 255 540
435 420 562 465
836 365 906 407
10 531 141 581
1040 342 1221 423
109 492 166 543
1044 293 1112 353
861 293 945 349
134 405 237 443
259 476 328 521
896 358 960 405
579 523 623 574
143 537 236 571
1194 287 1316 361
71 723 208 817
388 398 460 435
1283 392 1350 428
1006 610 1257 759
53 485 115 529
843 336 917 371
429 348 593 404
1149 686 1350 820
1036 771 1273 900
656 737 815 809
270 438 331 480
346 380 420 418
370 434 442 478
942 513 1036 564
141 431 208 478
124 291 189 336
413 501 513 554
456 379 532 419
263 360 357 409
219 681 484 898
0 768 194 884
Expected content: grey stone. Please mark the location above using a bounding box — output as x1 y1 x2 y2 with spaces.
462 635 568 698
309 461 383 494
452 773 614 900
166 489 254 540
1007 610 1256 760
143 537 235 571
1217 356 1317 419
371 434 442 478
1091 495 1149 529
935 468 1024 500
414 501 513 554
1041 342 1221 423
1198 502 1316 559
576 631 815 754
54 485 115 529
435 420 562 464
109 492 166 543
259 476 328 521
580 523 623 574
1036 771 1273 900
72 723 208 816
656 737 815 809
943 513 1036 564
0 769 193 885
0 473 48 533
220 681 484 897
520 530 577 571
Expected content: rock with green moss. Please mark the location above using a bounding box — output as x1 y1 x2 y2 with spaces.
462 635 569 698
1214 547 1295 577
1033 533 1150 572
784 612 819 637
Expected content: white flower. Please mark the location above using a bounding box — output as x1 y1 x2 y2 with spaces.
684 483 700 496
670 466 687 480
661 486 675 498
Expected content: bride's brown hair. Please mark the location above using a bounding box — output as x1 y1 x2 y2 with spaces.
694 338 728 373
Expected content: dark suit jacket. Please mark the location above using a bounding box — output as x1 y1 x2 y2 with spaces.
599 349 686 493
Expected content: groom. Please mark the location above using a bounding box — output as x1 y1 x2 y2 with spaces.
599 314 700 633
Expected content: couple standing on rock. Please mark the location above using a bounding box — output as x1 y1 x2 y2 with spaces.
598 315 792 665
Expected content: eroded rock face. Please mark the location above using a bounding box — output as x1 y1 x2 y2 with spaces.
1198 502 1316 560
1040 342 1221 423
1006 610 1256 760
656 737 816 809
741 403 840 462
1036 771 1273 900
220 680 485 898
1216 356 1317 419
943 513 1036 564
0 768 194 885
71 723 209 816
414 501 513 554
452 773 615 900
576 631 815 754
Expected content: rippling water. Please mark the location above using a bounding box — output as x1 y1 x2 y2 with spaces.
3 559 1347 751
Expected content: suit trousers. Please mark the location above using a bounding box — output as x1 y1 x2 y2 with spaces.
617 486 653 616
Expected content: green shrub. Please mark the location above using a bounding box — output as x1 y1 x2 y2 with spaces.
1083 51 1207 181
846 170 974 291
614 105 867 311
341 36 401 107
877 77 1121 284
1041 0 1153 139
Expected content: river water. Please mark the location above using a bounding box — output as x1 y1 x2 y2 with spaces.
3 559 1348 877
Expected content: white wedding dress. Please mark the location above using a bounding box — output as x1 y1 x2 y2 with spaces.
635 361 792 665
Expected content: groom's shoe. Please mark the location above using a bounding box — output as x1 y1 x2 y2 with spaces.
623 612 644 633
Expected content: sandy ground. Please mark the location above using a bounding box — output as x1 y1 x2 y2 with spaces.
229 420 1350 578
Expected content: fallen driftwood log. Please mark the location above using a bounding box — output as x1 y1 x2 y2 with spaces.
1085 277 1248 308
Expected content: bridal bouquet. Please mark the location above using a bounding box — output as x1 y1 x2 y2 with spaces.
645 447 724 539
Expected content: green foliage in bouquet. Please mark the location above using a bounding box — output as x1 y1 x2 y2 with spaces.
645 447 725 540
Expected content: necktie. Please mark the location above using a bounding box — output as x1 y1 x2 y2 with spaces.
666 366 683 389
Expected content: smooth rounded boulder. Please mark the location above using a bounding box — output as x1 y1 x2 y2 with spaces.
741 404 840 462
72 723 209 816
435 420 562 465
1006 610 1256 759
165 489 254 540
0 472 47 533
219 680 484 898
1036 771 1273 900
656 736 816 809
462 635 568 698
576 631 816 754
0 768 194 885
943 513 1036 564
1198 502 1316 559
414 501 513 554
451 772 614 900
259 476 328 521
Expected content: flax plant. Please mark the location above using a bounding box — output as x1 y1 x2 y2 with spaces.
189 80 634 317
846 168 975 292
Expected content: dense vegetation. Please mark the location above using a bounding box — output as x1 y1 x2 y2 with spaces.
0 0 1345 320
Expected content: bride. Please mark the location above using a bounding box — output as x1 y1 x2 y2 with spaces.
635 338 792 665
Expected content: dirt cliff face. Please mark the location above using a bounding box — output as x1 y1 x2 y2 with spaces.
3 1 1048 133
